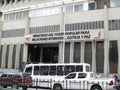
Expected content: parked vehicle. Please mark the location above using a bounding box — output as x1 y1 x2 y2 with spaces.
50 72 115 90
0 72 33 90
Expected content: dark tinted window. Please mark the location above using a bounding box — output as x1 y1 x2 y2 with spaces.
34 66 40 75
65 73 76 79
40 66 49 75
76 65 83 72
50 66 56 75
78 73 87 78
1 74 7 77
57 66 64 76
25 67 32 74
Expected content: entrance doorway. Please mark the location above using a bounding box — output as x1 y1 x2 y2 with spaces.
28 45 41 63
43 47 58 63
27 44 59 63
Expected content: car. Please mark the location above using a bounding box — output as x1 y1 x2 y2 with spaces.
0 72 33 90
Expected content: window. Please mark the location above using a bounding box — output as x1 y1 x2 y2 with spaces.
74 4 83 12
65 73 76 79
109 41 118 73
65 5 73 13
76 65 83 72
96 41 104 73
74 42 81 63
50 66 56 75
78 73 87 78
40 66 49 75
25 67 32 74
110 0 120 7
89 2 95 10
34 66 40 75
57 66 64 76
84 42 92 66
64 66 75 75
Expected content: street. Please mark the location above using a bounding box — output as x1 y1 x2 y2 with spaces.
0 87 50 90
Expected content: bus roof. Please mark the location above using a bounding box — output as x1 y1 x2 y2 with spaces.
25 63 90 67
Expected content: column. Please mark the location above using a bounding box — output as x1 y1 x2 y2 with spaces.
1 44 6 68
92 40 96 72
8 44 13 69
70 42 74 63
23 44 28 63
81 41 85 63
40 46 43 63
117 40 120 74
4 0 7 5
59 42 64 63
103 0 109 75
15 0 18 3
15 44 20 69
104 40 109 74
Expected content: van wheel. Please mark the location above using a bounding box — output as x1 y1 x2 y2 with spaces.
53 84 63 90
91 85 102 90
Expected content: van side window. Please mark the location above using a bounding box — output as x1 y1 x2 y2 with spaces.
57 66 64 76
50 66 56 75
1 74 7 77
78 73 87 78
65 73 76 79
25 66 32 74
40 66 49 75
34 66 40 75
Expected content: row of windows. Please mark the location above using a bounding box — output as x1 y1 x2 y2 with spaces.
2 19 120 38
65 21 104 31
3 2 97 21
2 28 25 38
1 0 23 5
109 19 120 30
4 11 28 22
29 25 60 34
27 65 83 76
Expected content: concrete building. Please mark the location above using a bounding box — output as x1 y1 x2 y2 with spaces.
0 0 120 74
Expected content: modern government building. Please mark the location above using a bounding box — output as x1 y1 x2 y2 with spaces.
0 0 120 74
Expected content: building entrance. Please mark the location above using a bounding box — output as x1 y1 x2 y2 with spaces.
27 44 59 63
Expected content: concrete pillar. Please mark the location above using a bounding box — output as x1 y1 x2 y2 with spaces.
92 40 96 72
4 0 7 5
23 44 28 63
40 46 43 63
59 42 64 63
117 39 120 74
104 40 109 74
81 41 85 63
15 0 18 3
15 44 20 69
70 42 74 63
103 0 109 75
1 44 6 68
8 44 13 69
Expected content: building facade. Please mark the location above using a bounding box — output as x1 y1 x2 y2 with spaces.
0 0 120 74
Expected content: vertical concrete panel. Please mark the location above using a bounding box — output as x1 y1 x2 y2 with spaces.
70 42 74 63
15 44 20 69
92 40 96 72
1 44 6 68
8 44 13 69
81 41 85 63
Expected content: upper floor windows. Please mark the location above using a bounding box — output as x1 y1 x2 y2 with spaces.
3 11 28 22
89 2 95 10
110 0 120 7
